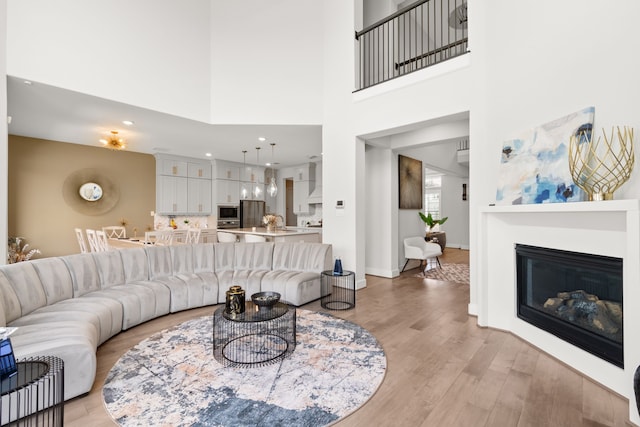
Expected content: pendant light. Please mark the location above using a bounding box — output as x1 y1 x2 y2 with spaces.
240 150 249 200
253 147 262 198
267 143 278 197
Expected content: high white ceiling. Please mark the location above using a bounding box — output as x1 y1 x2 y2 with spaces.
6 76 323 168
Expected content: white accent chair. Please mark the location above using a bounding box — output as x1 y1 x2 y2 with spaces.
186 228 201 244
102 226 126 239
401 236 442 273
217 231 238 243
85 229 100 252
74 228 88 253
244 234 267 243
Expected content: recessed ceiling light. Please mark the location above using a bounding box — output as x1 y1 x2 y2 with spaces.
205 153 212 157
122 120 134 126
258 137 266 142
23 80 32 85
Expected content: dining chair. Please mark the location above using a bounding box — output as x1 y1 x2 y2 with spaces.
243 234 267 243
85 229 100 252
217 231 238 243
102 226 126 239
186 228 201 244
172 230 187 244
74 228 89 253
155 230 174 246
95 230 110 251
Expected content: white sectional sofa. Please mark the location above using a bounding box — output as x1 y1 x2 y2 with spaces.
0 241 332 401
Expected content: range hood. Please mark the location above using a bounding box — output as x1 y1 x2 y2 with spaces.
307 185 322 204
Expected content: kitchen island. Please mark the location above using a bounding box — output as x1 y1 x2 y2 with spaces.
226 227 321 243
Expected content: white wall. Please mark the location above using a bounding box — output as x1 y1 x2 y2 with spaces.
6 0 212 122
1 0 8 265
365 145 397 277
363 0 397 27
209 0 323 125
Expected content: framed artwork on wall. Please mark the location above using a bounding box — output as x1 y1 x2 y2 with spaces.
398 154 423 209
495 106 594 205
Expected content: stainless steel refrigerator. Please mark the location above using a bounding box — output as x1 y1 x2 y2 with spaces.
239 200 265 228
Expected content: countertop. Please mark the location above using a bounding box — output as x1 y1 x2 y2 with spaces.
225 227 321 237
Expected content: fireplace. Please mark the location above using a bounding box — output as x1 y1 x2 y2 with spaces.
516 244 623 368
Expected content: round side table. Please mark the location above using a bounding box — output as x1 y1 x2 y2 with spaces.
213 302 296 368
1 356 64 426
321 270 356 310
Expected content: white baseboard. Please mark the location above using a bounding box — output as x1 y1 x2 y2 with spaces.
468 303 478 316
364 266 398 278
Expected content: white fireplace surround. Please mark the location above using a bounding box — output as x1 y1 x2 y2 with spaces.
478 199 640 425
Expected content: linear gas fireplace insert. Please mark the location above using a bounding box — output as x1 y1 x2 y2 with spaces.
515 244 623 368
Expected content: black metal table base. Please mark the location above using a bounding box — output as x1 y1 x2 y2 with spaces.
213 302 296 368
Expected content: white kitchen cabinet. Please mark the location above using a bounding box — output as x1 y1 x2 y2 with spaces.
215 161 239 181
216 179 239 205
293 163 315 182
293 180 311 214
160 159 188 177
156 154 213 215
188 162 212 179
157 175 188 214
188 178 212 214
249 166 266 184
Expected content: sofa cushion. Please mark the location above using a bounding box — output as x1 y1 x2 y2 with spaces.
30 258 74 304
0 271 22 324
120 247 150 282
0 262 48 318
61 253 102 297
170 245 218 308
10 323 98 400
218 243 274 301
192 243 218 304
92 250 126 288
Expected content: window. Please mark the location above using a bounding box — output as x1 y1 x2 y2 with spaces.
424 172 442 220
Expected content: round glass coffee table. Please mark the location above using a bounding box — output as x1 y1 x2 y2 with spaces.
212 302 296 368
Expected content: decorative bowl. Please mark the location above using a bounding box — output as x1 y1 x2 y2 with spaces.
251 291 281 309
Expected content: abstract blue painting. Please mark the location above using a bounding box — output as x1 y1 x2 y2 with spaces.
495 106 595 205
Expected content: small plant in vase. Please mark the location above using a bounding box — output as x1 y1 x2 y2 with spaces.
419 212 448 250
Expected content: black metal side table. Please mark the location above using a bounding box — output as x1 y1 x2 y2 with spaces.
1 356 64 426
321 270 356 310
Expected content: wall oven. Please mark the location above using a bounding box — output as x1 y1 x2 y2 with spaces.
217 205 239 229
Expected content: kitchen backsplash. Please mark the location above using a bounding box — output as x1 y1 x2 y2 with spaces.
296 205 323 227
154 214 213 230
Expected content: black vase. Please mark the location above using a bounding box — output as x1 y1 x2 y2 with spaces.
635 365 640 413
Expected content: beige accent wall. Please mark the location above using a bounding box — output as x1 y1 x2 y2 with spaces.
8 136 155 257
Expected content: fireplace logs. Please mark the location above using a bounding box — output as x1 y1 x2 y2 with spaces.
543 290 622 338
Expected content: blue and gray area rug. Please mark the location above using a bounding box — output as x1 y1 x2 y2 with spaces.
103 310 386 426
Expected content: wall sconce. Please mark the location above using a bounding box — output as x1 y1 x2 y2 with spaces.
462 183 467 201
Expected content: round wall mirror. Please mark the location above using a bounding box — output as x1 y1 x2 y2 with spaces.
79 182 103 201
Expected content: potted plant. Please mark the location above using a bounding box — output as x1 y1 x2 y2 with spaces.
419 212 448 250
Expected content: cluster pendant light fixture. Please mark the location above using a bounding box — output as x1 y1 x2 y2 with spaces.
100 130 126 150
240 150 249 200
253 147 262 199
267 142 278 197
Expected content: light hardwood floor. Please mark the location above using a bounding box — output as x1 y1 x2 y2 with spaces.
64 249 632 426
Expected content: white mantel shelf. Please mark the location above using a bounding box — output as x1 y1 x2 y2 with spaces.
481 199 640 213
478 199 640 425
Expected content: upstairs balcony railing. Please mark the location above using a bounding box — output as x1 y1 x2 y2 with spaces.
355 0 468 91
